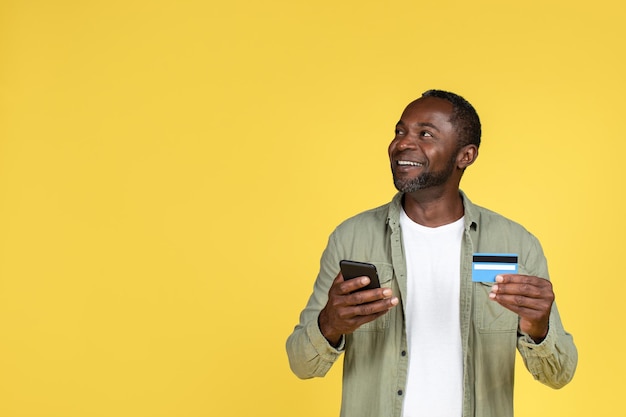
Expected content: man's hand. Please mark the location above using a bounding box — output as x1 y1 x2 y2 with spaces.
318 272 399 347
489 274 554 343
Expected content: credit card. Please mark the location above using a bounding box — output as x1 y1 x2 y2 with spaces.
472 253 518 282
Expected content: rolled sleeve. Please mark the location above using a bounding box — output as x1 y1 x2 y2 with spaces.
517 313 578 389
287 318 344 379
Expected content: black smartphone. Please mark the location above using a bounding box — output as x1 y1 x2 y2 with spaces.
339 260 381 291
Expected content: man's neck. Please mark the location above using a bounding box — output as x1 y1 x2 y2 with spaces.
402 188 464 228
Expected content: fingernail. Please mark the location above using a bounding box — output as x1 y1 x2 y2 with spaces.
492 285 498 292
361 277 370 285
489 292 496 299
391 297 399 305
495 275 503 283
382 288 392 297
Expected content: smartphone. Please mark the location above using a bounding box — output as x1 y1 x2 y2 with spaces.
339 260 381 291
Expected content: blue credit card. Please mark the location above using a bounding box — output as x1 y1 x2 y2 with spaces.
472 253 518 282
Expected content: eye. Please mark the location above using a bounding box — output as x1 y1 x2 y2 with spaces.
395 128 405 136
420 130 433 138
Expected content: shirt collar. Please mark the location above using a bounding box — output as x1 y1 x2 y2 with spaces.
387 190 479 231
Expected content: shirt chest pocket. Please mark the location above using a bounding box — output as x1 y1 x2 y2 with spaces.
475 284 518 333
473 264 533 333
354 263 394 332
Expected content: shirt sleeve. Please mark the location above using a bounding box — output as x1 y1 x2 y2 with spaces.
516 238 578 389
517 304 578 389
286 233 345 379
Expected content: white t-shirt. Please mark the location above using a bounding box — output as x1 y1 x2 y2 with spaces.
400 209 464 417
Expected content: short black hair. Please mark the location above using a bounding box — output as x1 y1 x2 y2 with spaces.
421 89 481 149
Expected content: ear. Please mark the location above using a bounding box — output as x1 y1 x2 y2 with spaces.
456 144 478 169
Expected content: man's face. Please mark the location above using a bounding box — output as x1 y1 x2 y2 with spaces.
388 97 462 193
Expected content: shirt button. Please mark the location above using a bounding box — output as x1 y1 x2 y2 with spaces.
401 350 407 356
397 390 403 396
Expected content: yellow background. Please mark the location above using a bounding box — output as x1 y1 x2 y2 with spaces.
0 1 623 416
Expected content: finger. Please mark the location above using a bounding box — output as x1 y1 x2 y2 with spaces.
493 275 553 299
337 275 373 295
329 272 356 296
491 283 547 300
328 272 345 292
495 274 551 288
350 309 391 329
492 297 551 326
346 287 393 305
489 292 549 312
350 296 399 317
493 302 549 328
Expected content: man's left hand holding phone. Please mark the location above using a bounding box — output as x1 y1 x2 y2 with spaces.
318 260 399 347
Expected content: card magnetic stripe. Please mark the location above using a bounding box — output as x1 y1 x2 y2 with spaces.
472 255 517 263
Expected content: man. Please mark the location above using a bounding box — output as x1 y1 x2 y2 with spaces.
286 90 577 417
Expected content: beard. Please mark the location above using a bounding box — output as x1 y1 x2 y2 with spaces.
392 152 457 193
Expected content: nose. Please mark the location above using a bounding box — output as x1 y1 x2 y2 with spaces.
394 133 415 151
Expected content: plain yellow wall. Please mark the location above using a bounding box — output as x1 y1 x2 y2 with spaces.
1 0 624 416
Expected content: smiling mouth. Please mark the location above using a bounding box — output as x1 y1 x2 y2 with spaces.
396 160 424 167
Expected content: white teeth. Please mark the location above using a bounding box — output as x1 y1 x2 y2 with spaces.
397 160 423 167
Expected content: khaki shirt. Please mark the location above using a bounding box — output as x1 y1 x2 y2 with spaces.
286 192 577 417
